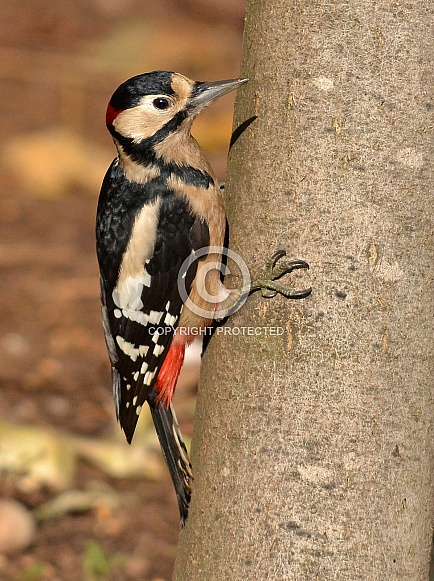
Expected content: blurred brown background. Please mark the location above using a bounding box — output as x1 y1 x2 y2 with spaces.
0 1 244 579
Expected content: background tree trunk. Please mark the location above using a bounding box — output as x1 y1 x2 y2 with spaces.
174 0 433 579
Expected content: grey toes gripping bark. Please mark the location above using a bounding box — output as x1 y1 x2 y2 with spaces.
250 249 312 299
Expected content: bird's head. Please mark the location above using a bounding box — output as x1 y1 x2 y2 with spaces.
106 71 248 144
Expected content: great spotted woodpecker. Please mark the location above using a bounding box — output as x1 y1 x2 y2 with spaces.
96 71 311 525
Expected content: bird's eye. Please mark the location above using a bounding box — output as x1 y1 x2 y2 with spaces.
152 97 171 110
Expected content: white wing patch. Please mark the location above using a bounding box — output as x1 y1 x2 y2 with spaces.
149 310 163 324
112 277 181 418
121 308 150 326
143 368 157 386
164 312 177 326
116 336 149 362
113 272 151 310
117 199 160 284
153 343 165 356
111 199 156 312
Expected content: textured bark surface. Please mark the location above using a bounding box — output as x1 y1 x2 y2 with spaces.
174 1 433 579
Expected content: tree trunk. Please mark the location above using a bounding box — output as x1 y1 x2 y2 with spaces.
174 0 433 579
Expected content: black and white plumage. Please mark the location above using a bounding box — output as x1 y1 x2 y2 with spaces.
96 71 247 524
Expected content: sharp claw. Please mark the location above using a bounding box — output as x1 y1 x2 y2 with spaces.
270 259 310 281
261 289 277 298
270 249 287 265
250 250 311 300
270 254 310 276
289 259 310 271
278 259 310 276
289 287 313 299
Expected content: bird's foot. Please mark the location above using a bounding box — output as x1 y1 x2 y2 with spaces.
250 250 312 299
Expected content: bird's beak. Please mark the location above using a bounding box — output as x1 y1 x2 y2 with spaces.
189 78 248 112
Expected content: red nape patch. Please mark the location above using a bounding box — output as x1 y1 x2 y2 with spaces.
106 103 123 127
155 343 186 408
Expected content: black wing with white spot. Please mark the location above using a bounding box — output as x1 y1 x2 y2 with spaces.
98 179 208 442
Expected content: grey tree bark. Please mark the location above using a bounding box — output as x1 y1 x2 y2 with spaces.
174 1 433 579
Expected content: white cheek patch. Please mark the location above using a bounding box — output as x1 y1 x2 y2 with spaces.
113 96 178 142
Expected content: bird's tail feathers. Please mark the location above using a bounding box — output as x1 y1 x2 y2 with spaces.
149 402 192 526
